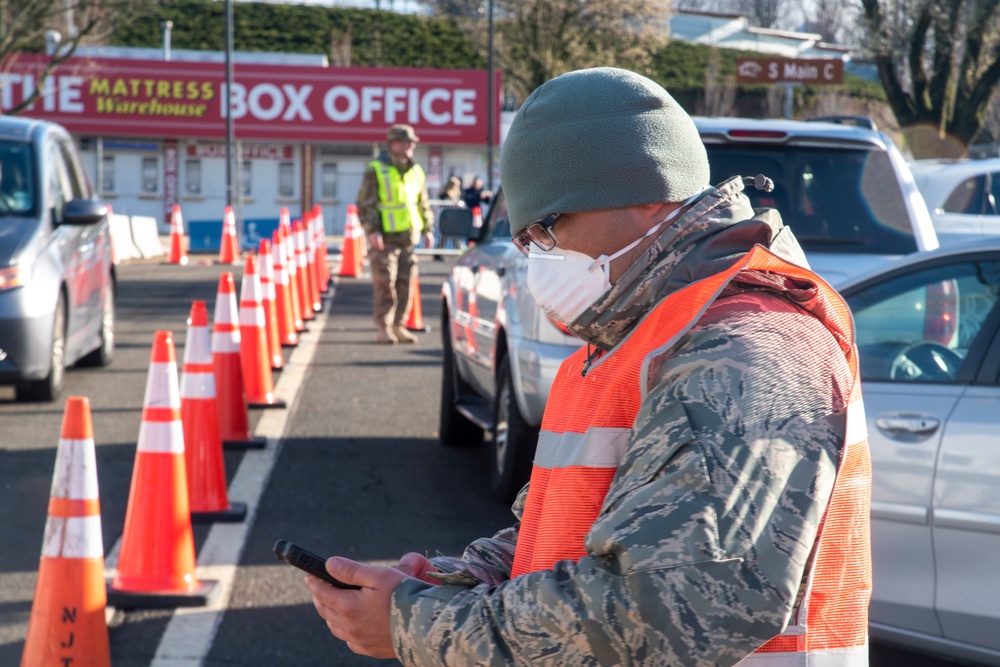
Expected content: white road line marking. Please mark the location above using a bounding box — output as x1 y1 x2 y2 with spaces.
104 284 334 666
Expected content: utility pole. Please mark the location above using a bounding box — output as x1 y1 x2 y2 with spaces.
225 0 235 208
486 0 494 192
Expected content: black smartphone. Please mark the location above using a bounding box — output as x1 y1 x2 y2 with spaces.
273 539 360 590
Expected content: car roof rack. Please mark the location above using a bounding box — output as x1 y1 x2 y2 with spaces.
806 115 878 131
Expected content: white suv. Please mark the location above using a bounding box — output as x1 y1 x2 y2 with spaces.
438 116 938 504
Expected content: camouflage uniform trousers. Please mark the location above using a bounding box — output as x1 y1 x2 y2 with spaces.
370 229 418 328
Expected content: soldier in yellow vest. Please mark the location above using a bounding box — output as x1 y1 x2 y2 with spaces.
356 124 434 344
307 69 871 666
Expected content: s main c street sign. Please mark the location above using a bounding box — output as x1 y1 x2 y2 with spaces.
737 57 844 85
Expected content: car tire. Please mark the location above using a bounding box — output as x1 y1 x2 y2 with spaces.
78 277 115 367
491 355 538 504
16 290 67 402
439 313 484 447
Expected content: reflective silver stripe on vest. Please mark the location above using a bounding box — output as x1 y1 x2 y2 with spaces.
734 641 869 666
534 427 631 470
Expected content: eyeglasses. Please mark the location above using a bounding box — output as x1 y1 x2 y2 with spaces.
512 212 562 256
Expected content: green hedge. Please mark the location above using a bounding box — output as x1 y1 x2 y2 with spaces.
110 1 883 111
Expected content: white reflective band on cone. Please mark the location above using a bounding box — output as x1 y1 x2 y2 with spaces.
240 306 266 327
211 332 241 353
42 515 104 559
137 420 185 454
51 438 99 501
180 372 216 399
144 362 181 408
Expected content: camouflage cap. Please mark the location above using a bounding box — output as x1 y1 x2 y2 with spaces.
387 124 420 143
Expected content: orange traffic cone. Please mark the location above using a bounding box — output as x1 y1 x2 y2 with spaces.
239 255 286 409
257 239 283 369
405 268 428 332
311 205 331 292
304 212 322 311
22 397 110 667
212 273 266 450
180 301 247 523
292 220 315 322
280 218 307 330
218 206 240 265
107 332 219 607
470 206 483 246
271 229 299 346
297 218 320 315
167 204 188 266
339 204 364 277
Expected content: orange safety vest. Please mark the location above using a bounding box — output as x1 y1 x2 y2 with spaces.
511 245 871 665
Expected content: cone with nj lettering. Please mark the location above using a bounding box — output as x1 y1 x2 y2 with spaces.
405 268 428 332
166 204 188 266
271 229 299 346
212 273 266 450
257 239 283 368
218 206 240 265
107 332 219 607
181 301 247 523
22 397 110 667
239 255 286 409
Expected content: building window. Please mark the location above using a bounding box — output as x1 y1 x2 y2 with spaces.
240 161 252 197
278 161 294 198
141 157 158 194
321 162 336 199
101 155 115 193
185 158 202 195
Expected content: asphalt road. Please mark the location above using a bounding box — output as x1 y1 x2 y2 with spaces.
0 251 971 666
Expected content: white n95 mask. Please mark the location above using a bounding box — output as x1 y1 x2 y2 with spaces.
525 193 701 324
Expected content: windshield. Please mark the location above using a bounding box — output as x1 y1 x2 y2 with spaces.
705 144 917 255
0 140 35 217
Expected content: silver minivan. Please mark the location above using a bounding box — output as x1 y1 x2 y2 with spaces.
0 116 115 401
439 116 938 503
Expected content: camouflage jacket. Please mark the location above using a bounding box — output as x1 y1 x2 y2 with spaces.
391 177 855 666
356 150 433 236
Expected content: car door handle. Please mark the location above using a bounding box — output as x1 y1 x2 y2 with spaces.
875 414 941 436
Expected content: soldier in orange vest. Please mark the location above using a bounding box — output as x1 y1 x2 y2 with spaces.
306 68 872 666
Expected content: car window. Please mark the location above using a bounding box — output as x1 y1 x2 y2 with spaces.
484 189 511 241
989 173 1000 215
942 175 986 214
0 140 35 216
57 139 87 200
47 143 72 224
846 260 1000 382
705 144 917 255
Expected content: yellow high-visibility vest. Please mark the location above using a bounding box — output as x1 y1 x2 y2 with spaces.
370 160 425 233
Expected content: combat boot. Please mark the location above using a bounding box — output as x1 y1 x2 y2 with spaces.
393 325 418 344
376 326 398 345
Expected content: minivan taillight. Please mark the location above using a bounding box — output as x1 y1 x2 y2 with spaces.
727 130 788 140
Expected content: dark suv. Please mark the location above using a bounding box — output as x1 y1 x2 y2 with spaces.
439 117 938 503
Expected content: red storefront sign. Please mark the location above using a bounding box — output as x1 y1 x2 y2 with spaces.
0 54 501 145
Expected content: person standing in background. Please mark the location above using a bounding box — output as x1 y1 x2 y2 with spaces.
356 124 434 345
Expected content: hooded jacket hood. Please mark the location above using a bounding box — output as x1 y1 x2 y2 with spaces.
567 176 810 350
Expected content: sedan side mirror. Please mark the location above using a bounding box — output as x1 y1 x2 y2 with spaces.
62 198 110 226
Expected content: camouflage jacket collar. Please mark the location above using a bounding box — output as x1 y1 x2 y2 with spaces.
377 149 415 173
568 176 807 351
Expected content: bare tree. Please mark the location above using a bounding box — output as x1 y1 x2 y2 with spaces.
700 48 737 115
0 0 160 115
805 0 862 45
422 0 672 103
860 0 1000 158
677 0 798 30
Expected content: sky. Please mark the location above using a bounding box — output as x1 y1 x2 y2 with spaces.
239 0 427 12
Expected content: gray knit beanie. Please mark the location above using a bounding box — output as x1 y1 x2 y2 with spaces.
500 67 709 235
